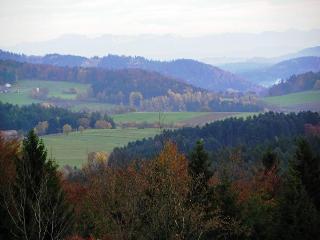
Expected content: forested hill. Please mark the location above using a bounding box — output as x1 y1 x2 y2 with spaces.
109 111 320 165
0 49 258 92
0 60 204 103
268 71 320 96
239 56 320 85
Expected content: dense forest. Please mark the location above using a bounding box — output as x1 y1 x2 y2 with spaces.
0 101 115 134
1 118 319 239
109 111 320 165
268 71 320 96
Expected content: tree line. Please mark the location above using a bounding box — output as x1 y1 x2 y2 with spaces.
0 102 115 134
109 111 320 165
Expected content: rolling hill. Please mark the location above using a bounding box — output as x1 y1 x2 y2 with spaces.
218 46 320 75
0 60 204 104
0 49 259 92
109 111 320 166
239 56 320 86
268 71 320 96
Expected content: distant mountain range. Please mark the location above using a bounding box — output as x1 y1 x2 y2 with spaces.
0 50 259 92
4 29 320 61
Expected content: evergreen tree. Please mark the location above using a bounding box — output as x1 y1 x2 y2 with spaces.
6 130 74 240
262 149 279 172
271 161 320 240
295 138 320 211
189 140 213 185
188 140 213 204
208 173 250 240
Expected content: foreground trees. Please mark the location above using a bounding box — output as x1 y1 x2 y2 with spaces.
64 137 320 240
0 131 74 240
1 130 320 239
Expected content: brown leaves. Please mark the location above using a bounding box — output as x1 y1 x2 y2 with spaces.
0 134 20 189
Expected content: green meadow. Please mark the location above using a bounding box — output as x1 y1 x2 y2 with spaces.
42 128 160 168
0 80 90 105
262 90 320 108
112 112 210 124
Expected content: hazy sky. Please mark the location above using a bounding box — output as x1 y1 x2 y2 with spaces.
0 0 319 47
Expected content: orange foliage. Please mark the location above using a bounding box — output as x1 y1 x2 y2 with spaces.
234 164 281 204
304 123 320 136
0 134 20 189
154 141 189 184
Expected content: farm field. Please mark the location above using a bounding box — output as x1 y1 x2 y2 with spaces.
42 128 160 168
179 112 258 126
112 112 211 124
112 111 258 126
262 90 320 109
42 112 258 168
70 101 117 112
0 80 90 105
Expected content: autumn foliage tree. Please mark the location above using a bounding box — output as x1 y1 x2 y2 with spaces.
0 134 20 239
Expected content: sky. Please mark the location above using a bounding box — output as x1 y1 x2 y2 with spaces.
0 0 320 47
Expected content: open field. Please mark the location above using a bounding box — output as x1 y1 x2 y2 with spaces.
70 102 117 112
0 80 90 105
112 112 211 124
262 90 320 110
42 128 160 168
179 112 258 126
41 112 257 168
112 111 258 126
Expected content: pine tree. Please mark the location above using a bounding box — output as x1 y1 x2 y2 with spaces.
295 138 320 211
188 140 213 186
271 161 320 240
6 130 74 240
262 149 279 172
188 140 213 204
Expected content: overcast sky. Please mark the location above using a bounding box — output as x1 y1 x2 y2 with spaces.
0 0 319 47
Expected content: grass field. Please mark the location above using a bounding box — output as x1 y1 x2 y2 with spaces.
70 102 117 112
42 128 160 168
0 80 90 105
112 111 258 126
112 112 211 124
262 90 320 108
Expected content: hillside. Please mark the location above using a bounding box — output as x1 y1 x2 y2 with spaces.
218 46 320 75
239 56 320 86
0 49 259 92
279 46 320 60
268 71 320 96
262 90 320 112
0 60 203 105
109 111 320 165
